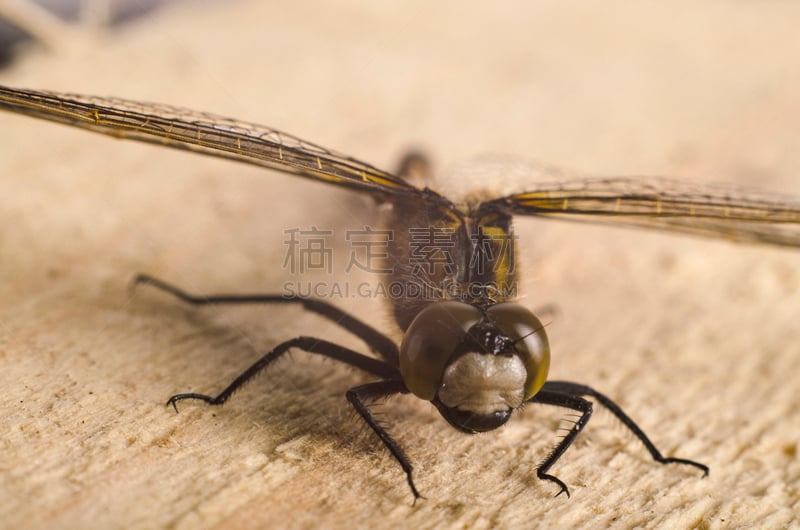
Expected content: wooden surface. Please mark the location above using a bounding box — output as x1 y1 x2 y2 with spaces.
1 1 799 529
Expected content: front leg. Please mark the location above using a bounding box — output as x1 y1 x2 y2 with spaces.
531 381 708 497
543 381 709 474
345 380 422 502
528 389 594 498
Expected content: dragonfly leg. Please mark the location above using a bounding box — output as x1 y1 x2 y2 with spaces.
531 381 709 497
167 336 398 411
346 380 423 503
132 273 400 366
528 389 593 497
543 381 709 475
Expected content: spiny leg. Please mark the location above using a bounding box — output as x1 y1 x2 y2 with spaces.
528 389 594 497
346 380 422 502
167 336 398 411
543 381 709 475
131 274 400 366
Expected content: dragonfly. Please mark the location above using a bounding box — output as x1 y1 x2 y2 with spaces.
2 85 800 501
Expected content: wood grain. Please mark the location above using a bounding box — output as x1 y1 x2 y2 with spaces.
1 1 799 528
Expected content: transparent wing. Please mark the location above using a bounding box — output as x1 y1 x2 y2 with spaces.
489 177 800 247
0 85 420 196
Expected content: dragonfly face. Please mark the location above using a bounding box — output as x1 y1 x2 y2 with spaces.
400 301 550 433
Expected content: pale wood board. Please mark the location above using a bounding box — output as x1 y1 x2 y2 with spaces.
1 1 799 529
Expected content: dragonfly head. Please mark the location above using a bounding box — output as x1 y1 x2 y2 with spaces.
399 301 550 433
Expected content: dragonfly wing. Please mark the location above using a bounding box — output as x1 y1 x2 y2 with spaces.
0 85 420 197
488 177 800 247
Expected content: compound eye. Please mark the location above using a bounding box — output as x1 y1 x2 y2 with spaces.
486 303 550 400
399 302 483 400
